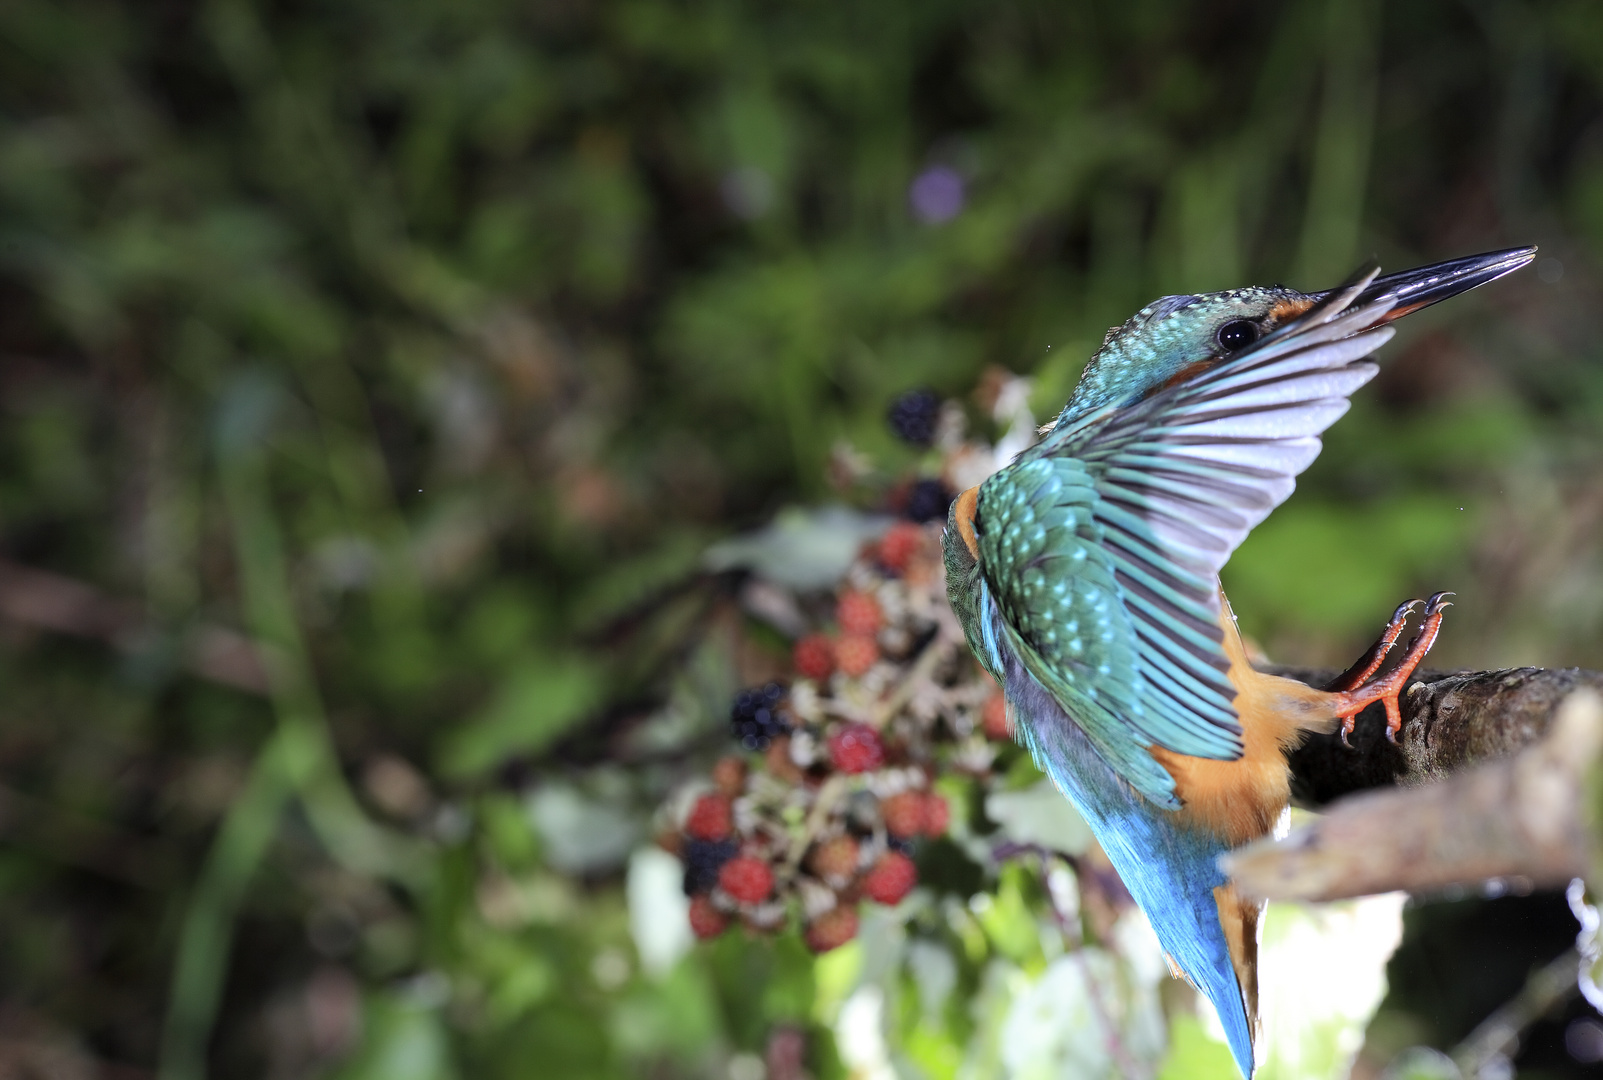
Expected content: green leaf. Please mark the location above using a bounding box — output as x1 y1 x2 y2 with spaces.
609 959 722 1061
1224 495 1472 641
975 866 1042 965
985 779 1094 855
704 506 892 590
573 529 708 631
439 657 605 777
1157 1013 1239 1080
333 993 457 1080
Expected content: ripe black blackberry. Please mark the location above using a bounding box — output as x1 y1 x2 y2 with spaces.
730 683 789 749
904 478 952 523
682 839 739 895
886 388 941 446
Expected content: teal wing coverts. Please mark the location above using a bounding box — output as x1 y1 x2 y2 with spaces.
976 456 1225 808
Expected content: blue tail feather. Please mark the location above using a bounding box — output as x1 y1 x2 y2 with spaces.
1010 671 1256 1078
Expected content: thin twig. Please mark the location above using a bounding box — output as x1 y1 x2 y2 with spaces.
782 774 849 876
872 635 956 728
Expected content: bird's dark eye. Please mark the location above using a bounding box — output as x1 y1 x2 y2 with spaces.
1216 319 1258 351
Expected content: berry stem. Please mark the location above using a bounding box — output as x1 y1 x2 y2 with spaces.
782 773 849 877
871 634 959 728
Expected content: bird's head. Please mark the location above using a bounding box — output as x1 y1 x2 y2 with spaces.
1056 248 1537 420
1062 287 1311 416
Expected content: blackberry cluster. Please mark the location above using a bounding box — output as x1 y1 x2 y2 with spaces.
730 683 789 749
886 388 941 446
682 838 739 895
666 382 1022 952
904 478 953 523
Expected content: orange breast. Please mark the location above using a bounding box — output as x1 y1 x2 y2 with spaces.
1147 592 1335 846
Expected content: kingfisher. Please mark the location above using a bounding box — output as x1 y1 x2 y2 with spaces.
943 248 1534 1077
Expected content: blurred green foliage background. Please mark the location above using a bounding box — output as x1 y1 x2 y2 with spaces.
1 0 1601 1077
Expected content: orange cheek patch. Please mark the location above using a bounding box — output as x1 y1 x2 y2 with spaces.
1162 359 1218 390
953 486 981 558
1268 297 1316 322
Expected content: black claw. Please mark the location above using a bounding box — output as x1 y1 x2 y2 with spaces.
1384 726 1398 745
1392 598 1424 624
1425 590 1455 614
1340 726 1354 750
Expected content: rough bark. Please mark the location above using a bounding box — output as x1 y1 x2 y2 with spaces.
1267 664 1603 807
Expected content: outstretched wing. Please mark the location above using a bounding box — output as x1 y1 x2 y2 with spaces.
976 454 1194 803
979 281 1397 804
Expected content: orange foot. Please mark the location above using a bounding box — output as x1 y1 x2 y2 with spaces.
1330 592 1453 747
1325 597 1422 693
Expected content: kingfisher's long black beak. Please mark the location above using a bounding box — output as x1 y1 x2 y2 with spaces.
1315 246 1537 322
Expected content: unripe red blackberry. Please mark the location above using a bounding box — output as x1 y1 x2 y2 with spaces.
718 855 775 904
877 522 925 574
685 794 733 841
764 735 804 784
808 835 860 886
864 851 917 905
805 906 860 953
880 791 926 838
835 634 879 677
836 591 883 636
688 895 728 939
828 723 884 774
922 792 950 837
792 634 835 681
711 756 747 797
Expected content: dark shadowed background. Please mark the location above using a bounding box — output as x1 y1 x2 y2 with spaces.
1 1 1601 1077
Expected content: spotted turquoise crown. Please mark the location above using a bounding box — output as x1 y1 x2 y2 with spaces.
1059 286 1310 419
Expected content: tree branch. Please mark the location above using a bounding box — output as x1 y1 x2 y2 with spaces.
1226 688 1603 902
1269 665 1603 807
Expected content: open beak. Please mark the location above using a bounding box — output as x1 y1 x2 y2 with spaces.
1313 246 1537 323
